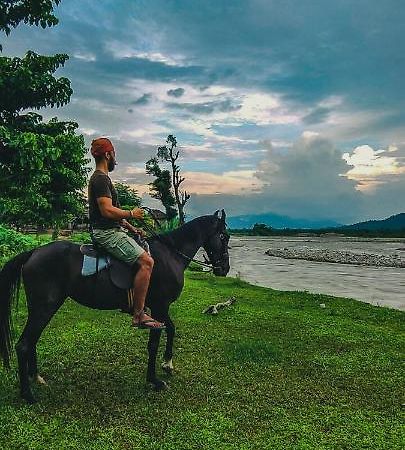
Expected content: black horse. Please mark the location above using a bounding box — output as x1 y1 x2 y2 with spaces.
0 210 230 403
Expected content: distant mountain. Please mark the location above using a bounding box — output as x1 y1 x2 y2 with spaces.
340 213 405 231
227 213 341 230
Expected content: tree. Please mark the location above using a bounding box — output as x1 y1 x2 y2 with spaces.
0 51 72 123
252 223 273 236
0 120 89 230
156 135 190 225
0 0 61 50
115 182 141 210
145 157 177 219
0 0 90 231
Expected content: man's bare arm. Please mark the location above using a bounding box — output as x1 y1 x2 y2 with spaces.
97 197 144 220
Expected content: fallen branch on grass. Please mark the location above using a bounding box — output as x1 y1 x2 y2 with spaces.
203 296 236 315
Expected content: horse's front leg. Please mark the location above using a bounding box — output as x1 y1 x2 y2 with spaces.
162 315 175 375
146 329 167 390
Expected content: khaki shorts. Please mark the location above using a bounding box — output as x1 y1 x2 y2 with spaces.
92 228 145 265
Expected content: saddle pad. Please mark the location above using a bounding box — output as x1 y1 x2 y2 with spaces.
82 254 110 276
109 258 133 290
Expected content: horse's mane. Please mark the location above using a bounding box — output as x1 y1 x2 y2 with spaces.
149 215 216 246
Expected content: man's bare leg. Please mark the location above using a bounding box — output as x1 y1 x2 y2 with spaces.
132 252 165 328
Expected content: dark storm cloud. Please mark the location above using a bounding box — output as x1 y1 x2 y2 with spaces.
302 107 330 125
3 0 405 222
167 87 185 97
127 0 405 131
132 93 152 105
5 0 405 129
167 99 242 115
189 137 405 223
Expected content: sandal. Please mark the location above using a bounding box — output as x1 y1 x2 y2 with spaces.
132 315 166 330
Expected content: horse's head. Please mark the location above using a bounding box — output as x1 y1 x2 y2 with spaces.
202 209 230 276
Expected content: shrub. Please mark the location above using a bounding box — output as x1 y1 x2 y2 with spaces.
0 225 43 259
159 217 181 233
68 231 91 244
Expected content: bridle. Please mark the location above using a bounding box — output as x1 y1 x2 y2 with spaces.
202 231 230 270
138 209 229 271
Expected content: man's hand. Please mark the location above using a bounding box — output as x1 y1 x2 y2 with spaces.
121 218 146 237
121 219 131 229
134 228 147 238
130 208 144 220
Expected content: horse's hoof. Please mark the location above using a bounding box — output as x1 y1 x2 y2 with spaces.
152 380 168 391
35 375 47 386
22 393 37 404
162 359 174 376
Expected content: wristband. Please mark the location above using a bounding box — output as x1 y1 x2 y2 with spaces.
129 210 133 218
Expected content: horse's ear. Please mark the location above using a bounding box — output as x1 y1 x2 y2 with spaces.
213 210 220 218
220 209 226 222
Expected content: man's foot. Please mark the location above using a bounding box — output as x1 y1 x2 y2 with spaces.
132 312 166 330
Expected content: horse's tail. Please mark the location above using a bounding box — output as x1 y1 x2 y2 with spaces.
0 249 34 369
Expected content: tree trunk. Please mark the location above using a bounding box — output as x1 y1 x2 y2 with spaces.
170 158 185 225
52 227 59 240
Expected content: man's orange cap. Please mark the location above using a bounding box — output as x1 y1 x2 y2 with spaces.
90 137 114 157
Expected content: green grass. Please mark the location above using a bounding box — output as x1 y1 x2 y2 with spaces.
0 272 404 450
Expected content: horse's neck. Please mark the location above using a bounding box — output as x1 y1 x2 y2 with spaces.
166 219 207 267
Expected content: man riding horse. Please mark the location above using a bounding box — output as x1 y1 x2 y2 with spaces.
0 138 230 402
88 137 165 330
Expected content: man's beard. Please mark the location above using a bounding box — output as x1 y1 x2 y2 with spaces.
108 159 115 172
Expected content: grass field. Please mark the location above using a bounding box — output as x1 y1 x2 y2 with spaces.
0 271 404 450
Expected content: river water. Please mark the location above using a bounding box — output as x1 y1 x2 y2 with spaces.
221 236 405 311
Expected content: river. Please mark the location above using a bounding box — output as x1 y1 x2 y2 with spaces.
220 236 405 311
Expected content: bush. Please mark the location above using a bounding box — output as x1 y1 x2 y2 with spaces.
0 225 43 259
159 217 181 233
68 231 91 244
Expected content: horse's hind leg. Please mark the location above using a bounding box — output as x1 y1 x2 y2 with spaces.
28 347 38 378
28 347 47 385
16 297 64 403
162 315 175 375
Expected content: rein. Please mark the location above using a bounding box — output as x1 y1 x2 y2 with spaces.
139 208 223 270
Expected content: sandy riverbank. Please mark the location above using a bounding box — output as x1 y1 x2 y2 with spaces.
265 247 405 268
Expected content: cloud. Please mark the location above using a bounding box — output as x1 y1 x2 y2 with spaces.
183 135 362 222
167 98 242 115
5 0 405 133
187 136 405 223
3 0 405 223
167 87 185 97
109 165 152 195
254 135 360 213
342 144 405 192
132 93 153 105
182 170 263 194
73 52 96 62
105 41 187 67
302 107 330 125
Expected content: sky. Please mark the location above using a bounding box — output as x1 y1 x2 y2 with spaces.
3 0 405 224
